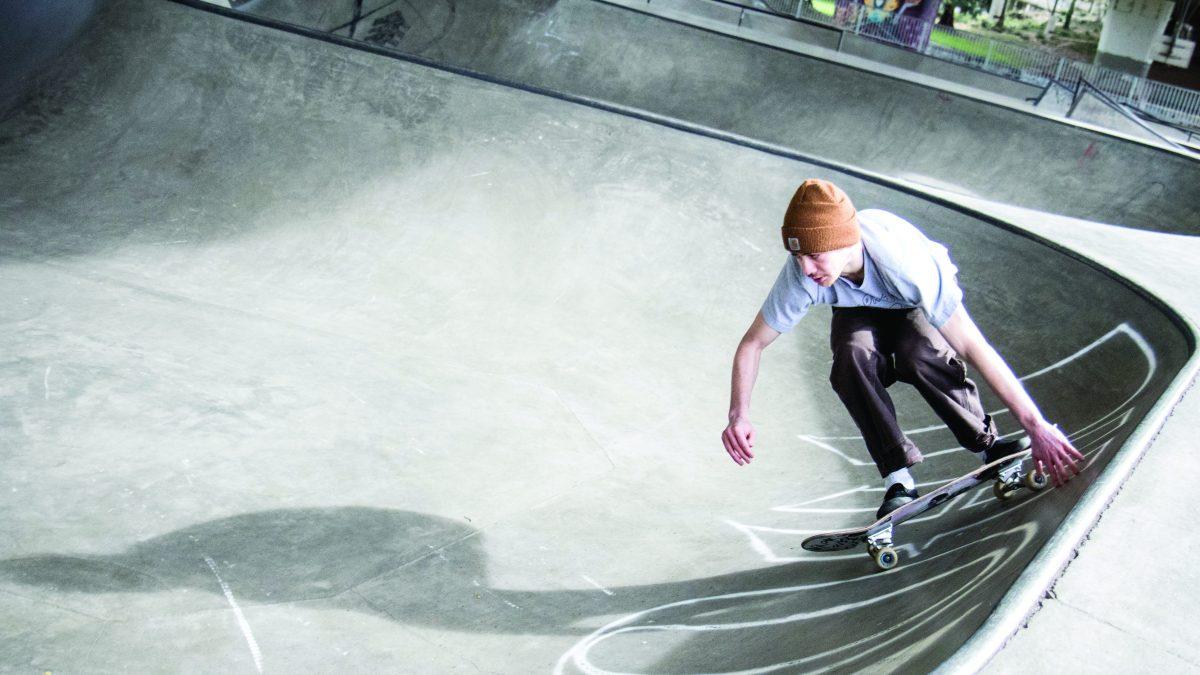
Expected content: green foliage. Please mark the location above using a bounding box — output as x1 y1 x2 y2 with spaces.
960 4 1103 60
812 0 837 16
945 0 993 17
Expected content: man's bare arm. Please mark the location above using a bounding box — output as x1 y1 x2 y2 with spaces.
936 305 1083 485
723 311 782 466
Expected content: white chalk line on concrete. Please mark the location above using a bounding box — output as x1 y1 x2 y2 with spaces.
738 235 762 253
768 403 1123 535
780 410 1130 517
802 322 1154 444
794 323 1155 509
555 527 1034 674
731 418 1123 565
554 324 1157 673
204 556 264 674
581 575 615 596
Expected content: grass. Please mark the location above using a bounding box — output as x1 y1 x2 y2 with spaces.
928 31 1031 67
811 0 837 16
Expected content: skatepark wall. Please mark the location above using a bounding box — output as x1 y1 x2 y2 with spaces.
611 0 1044 103
0 1 107 119
224 0 1200 235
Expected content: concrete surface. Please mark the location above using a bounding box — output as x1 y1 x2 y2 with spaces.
231 0 1200 233
0 0 1196 673
907 193 1200 673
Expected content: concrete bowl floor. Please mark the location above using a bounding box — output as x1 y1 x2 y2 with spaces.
0 0 1194 672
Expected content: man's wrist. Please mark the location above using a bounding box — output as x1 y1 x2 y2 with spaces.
1018 411 1048 433
729 410 749 422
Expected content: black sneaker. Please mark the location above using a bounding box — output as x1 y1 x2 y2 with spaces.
876 483 919 520
980 436 1032 479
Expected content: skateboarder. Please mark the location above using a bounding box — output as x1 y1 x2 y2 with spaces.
720 179 1084 519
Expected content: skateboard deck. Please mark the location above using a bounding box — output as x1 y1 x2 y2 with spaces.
801 438 1046 569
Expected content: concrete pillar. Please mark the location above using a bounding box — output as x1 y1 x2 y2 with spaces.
1095 0 1175 76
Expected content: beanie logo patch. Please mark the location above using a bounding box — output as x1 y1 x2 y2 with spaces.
787 237 801 251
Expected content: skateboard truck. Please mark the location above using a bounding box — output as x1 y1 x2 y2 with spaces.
865 523 899 570
864 460 1047 571
993 459 1048 500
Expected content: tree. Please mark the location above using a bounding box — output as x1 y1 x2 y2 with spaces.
995 0 1010 30
1043 0 1063 37
1062 0 1079 30
939 1 955 24
937 0 992 27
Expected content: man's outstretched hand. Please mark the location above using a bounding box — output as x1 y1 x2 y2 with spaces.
722 417 757 466
1028 421 1084 486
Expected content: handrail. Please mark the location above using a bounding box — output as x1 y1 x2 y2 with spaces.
1069 77 1189 150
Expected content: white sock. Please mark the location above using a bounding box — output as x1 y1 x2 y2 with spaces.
883 467 915 491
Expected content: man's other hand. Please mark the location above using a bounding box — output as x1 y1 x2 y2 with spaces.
722 418 757 465
1029 421 1084 486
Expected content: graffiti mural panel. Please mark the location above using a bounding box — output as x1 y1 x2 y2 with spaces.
835 0 941 50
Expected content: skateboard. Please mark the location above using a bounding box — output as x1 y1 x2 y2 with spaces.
801 438 1048 570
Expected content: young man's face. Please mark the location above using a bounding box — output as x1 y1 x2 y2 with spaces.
792 245 856 287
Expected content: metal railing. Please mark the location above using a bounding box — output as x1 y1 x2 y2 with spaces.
758 0 1200 130
1035 75 1200 145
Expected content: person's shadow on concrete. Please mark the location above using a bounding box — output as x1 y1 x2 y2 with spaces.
1 506 999 672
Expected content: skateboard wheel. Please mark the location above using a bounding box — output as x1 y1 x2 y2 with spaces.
873 546 899 571
993 481 1015 501
1024 470 1048 491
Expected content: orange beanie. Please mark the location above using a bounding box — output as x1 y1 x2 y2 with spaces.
781 179 860 254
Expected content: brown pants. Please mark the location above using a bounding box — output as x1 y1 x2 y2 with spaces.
829 307 997 478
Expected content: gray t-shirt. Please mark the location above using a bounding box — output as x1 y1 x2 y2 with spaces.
760 208 963 333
